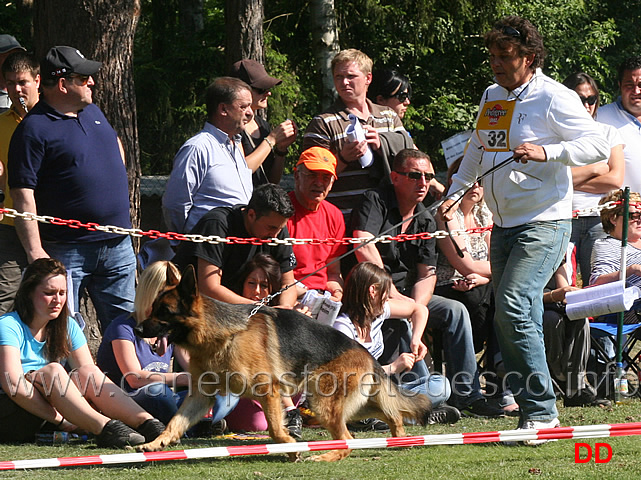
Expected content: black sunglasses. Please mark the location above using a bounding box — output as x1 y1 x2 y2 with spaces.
629 212 641 222
499 25 522 40
389 91 410 102
579 95 598 106
395 170 435 181
252 87 270 95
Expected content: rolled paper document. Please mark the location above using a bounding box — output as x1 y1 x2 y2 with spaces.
346 113 374 168
565 280 641 320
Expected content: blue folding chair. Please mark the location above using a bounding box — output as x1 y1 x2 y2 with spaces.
589 320 641 398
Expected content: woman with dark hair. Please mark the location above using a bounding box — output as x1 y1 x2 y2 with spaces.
440 16 609 439
562 72 624 284
0 258 165 447
226 253 303 438
234 252 282 303
368 69 413 120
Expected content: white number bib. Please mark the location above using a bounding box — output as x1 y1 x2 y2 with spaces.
476 99 516 152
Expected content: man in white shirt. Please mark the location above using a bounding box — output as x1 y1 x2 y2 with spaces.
597 56 641 192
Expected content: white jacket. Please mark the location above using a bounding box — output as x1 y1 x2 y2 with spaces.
451 69 610 228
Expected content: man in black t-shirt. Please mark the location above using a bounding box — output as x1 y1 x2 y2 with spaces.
350 148 504 418
174 183 298 308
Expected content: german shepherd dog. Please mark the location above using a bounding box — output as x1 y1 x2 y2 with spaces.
135 265 433 462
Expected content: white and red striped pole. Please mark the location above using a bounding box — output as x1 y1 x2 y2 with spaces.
2 422 641 471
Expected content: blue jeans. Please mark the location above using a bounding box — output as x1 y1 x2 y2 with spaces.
130 382 240 426
491 220 571 421
426 295 483 409
570 216 605 283
44 236 136 332
391 318 451 407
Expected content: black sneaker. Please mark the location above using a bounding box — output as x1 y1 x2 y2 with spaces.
285 408 303 440
136 418 166 442
347 418 390 433
461 398 505 418
427 404 461 425
96 419 145 448
564 390 612 408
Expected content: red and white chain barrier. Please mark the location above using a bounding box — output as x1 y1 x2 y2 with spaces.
0 200 630 247
1 421 640 471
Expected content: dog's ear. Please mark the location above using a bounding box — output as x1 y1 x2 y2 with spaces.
178 264 199 298
166 263 180 286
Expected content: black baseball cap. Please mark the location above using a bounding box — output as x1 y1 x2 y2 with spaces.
0 35 25 54
42 46 102 78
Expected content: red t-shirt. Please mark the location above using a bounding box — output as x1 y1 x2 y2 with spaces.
287 192 347 290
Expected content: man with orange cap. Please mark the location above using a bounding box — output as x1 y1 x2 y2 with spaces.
286 147 346 301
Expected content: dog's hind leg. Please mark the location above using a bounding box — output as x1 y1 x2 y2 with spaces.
308 393 354 462
136 392 214 451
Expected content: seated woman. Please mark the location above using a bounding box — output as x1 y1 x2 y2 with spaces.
590 189 641 324
435 157 493 354
334 262 460 428
225 253 304 439
0 258 164 447
96 260 239 432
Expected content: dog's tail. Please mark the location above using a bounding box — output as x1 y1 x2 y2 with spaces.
371 364 433 426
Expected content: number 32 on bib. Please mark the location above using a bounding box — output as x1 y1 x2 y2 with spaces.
476 99 516 152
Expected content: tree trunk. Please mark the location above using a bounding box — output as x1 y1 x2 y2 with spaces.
310 0 340 110
224 0 264 72
179 0 204 42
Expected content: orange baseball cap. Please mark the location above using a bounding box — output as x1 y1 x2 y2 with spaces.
296 147 337 178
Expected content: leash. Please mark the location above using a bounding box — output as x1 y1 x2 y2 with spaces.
250 154 517 316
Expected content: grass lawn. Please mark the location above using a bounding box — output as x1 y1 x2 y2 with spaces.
1 398 641 479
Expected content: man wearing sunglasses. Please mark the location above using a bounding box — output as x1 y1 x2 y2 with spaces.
597 56 641 193
302 49 413 218
8 46 136 333
349 148 504 419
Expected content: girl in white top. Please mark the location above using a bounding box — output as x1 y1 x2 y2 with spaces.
333 262 450 406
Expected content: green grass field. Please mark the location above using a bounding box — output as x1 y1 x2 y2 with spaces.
2 398 641 479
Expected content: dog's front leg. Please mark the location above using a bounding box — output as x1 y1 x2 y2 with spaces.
257 385 300 462
135 392 213 451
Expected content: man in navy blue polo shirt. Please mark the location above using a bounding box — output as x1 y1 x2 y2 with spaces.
8 46 135 333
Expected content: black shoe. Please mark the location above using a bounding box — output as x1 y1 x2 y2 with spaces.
285 408 303 440
461 398 505 418
427 404 461 425
347 418 390 433
564 390 612 408
96 419 145 448
136 418 166 443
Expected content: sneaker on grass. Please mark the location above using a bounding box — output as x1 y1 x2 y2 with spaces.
514 417 561 446
284 408 303 440
347 418 390 433
427 404 461 425
460 398 505 418
136 418 166 442
96 419 145 448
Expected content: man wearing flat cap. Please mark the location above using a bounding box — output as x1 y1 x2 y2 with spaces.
0 34 26 113
230 59 297 187
286 147 346 300
8 46 136 333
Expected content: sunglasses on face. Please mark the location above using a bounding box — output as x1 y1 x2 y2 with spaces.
389 91 410 102
395 170 435 181
252 87 270 95
579 95 598 106
629 212 641 223
67 74 90 86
